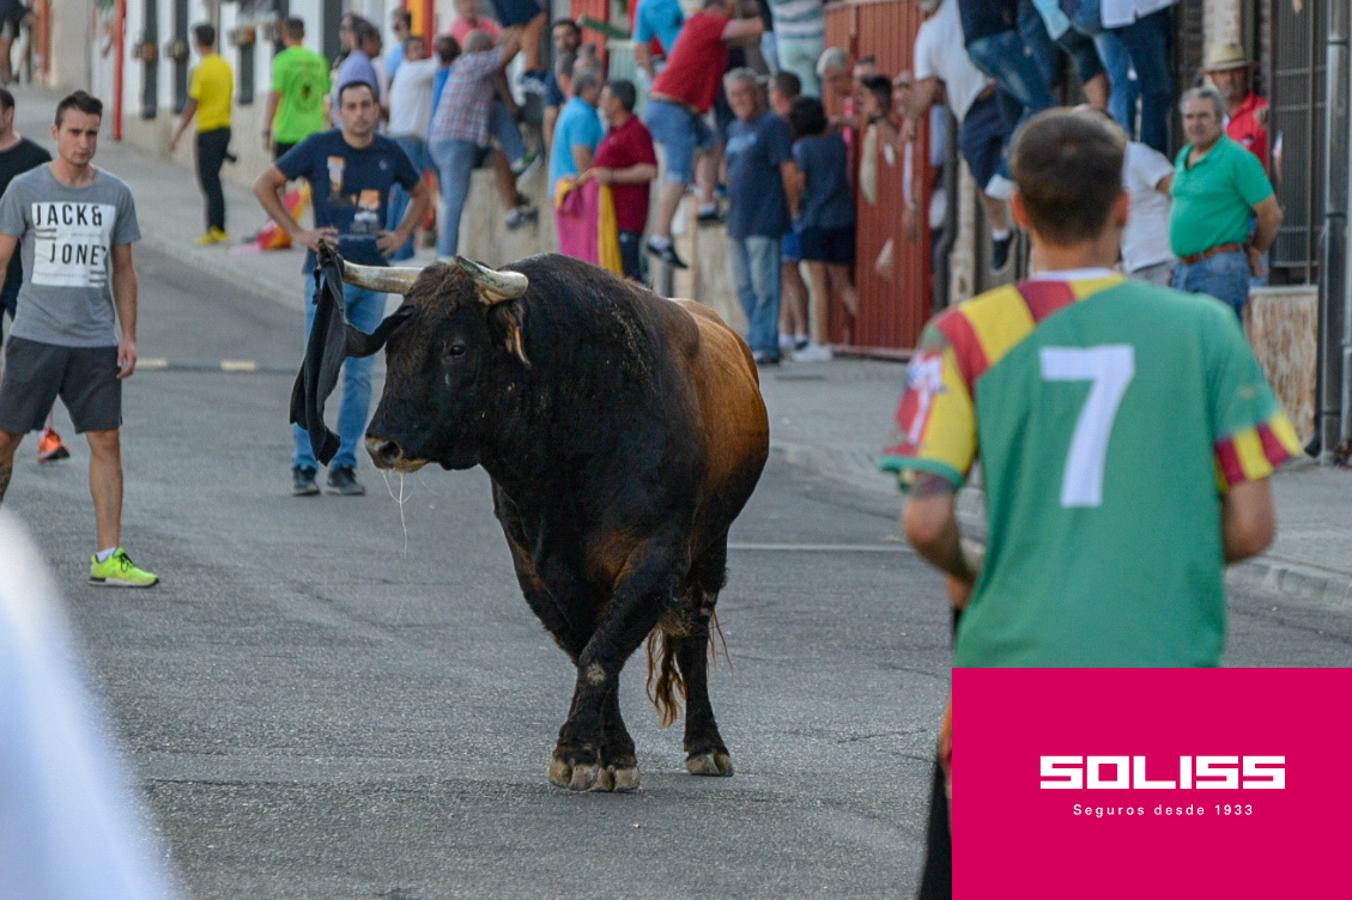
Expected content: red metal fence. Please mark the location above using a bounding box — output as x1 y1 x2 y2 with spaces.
824 0 932 353
570 0 611 65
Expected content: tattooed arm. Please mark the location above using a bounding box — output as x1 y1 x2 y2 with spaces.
903 473 981 585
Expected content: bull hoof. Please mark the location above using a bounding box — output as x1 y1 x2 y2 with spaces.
548 756 573 788
686 751 734 777
611 765 640 792
550 752 640 792
569 763 603 791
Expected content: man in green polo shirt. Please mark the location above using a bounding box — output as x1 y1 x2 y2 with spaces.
1168 85 1282 320
264 16 330 159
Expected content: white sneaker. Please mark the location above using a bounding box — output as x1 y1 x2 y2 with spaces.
778 333 795 351
793 342 833 362
985 173 1016 201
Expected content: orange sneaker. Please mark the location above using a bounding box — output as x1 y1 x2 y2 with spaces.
37 428 70 463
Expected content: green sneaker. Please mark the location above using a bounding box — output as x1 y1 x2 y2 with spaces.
89 548 160 588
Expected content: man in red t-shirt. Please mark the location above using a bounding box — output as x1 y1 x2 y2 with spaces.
642 0 763 270
579 79 659 282
1204 43 1269 172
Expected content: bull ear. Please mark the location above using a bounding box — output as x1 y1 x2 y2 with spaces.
489 302 530 367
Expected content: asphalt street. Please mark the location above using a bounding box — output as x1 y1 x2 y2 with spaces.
7 245 1352 899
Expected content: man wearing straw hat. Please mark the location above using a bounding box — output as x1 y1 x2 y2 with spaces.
1203 42 1269 171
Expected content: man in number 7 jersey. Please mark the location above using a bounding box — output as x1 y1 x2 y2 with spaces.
881 109 1299 898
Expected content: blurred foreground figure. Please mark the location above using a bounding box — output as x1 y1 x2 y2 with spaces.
0 511 178 900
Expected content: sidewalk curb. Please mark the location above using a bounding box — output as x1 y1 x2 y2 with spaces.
773 438 1352 609
1227 557 1352 610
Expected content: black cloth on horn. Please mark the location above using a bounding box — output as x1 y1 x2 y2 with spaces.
289 244 415 465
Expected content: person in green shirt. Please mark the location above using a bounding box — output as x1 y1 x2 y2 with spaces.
883 109 1298 897
168 23 234 246
1168 86 1282 320
264 16 330 160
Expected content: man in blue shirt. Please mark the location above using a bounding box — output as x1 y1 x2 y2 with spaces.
723 68 794 365
544 19 582 157
634 0 685 82
334 22 384 113
253 82 430 497
549 69 604 195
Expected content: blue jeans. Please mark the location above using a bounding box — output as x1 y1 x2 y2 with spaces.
1110 9 1171 154
728 235 782 358
387 134 430 261
429 138 481 258
1094 31 1138 137
1029 0 1104 88
292 276 386 471
967 1 1057 135
490 100 526 165
1171 250 1250 321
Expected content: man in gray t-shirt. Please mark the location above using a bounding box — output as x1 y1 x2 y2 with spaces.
0 163 141 345
0 90 158 589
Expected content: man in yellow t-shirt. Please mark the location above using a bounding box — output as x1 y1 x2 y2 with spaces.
169 23 234 245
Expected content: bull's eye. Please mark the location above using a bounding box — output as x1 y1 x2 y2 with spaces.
446 343 468 360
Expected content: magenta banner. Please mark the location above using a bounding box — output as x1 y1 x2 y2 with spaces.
954 668 1352 898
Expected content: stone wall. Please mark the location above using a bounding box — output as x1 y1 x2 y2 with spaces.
1248 285 1318 443
1204 0 1244 50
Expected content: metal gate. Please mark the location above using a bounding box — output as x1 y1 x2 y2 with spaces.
1269 0 1326 284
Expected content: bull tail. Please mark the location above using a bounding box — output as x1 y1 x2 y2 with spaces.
645 610 734 728
645 630 685 729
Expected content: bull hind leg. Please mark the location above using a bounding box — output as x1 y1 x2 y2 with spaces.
550 537 682 793
665 537 734 777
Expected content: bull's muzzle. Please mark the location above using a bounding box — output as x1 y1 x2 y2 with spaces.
366 436 421 472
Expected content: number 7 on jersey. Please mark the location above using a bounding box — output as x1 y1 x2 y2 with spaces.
1039 346 1136 508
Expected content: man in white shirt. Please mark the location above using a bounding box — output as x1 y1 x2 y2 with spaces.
385 35 438 260
902 0 1015 270
1075 106 1174 283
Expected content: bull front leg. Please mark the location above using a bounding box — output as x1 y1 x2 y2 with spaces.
549 537 683 793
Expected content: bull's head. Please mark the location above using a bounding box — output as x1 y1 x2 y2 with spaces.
338 255 530 473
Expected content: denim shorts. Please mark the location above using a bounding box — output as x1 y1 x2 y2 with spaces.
798 225 855 265
782 230 802 262
494 0 543 28
958 94 1009 193
645 99 716 185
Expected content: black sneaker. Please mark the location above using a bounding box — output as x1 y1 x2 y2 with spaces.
753 351 781 367
292 466 319 496
646 239 688 270
326 466 366 496
992 234 1013 270
696 204 724 225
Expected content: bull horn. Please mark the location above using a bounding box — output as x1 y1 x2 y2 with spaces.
453 256 529 303
341 259 423 295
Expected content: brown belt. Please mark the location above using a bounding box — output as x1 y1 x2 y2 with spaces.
1178 243 1244 265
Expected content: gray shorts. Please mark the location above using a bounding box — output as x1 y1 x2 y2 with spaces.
0 337 122 434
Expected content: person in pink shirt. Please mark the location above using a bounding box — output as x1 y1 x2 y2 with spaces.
449 0 502 46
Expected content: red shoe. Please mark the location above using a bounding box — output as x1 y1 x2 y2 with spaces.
37 428 70 463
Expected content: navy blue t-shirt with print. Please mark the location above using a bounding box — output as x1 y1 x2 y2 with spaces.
276 129 420 272
725 111 792 239
792 132 854 231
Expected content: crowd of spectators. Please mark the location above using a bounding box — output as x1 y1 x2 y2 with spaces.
276 0 1281 370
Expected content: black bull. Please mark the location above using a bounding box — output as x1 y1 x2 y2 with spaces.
292 247 769 792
